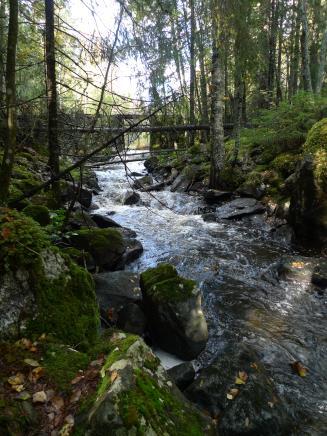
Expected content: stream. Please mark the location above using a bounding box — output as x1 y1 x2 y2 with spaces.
93 156 327 435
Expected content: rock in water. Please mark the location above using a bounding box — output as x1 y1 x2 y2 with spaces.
90 214 122 228
83 333 215 435
140 264 208 360
121 190 140 205
203 189 233 204
167 362 196 391
132 175 153 190
215 197 266 220
185 345 292 435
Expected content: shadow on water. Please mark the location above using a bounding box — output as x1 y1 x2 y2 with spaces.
93 157 327 435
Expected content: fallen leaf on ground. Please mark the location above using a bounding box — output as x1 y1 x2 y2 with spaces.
291 361 308 377
70 389 82 403
291 261 305 268
24 358 40 367
110 371 119 383
16 338 32 350
29 366 44 383
226 388 239 400
250 362 258 370
12 384 25 392
51 396 65 411
8 373 25 386
33 391 47 403
235 370 248 385
71 374 84 385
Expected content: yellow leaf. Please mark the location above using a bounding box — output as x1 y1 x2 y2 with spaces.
235 377 246 385
24 358 40 367
32 391 47 403
28 367 44 383
227 388 239 400
291 261 305 269
12 384 25 392
291 361 308 377
8 373 25 386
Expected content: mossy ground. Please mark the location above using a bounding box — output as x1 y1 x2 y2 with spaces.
140 263 196 303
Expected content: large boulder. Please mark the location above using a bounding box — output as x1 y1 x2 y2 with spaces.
185 345 292 435
121 190 140 205
0 209 99 346
81 333 215 435
69 228 126 271
61 181 93 209
140 264 208 360
288 119 327 249
203 189 233 205
144 155 159 172
90 214 122 228
22 204 51 226
132 175 153 190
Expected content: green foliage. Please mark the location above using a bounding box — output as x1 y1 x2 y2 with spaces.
219 164 246 190
271 153 301 177
23 204 51 226
140 263 196 303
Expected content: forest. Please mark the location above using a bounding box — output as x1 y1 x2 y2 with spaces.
0 0 326 435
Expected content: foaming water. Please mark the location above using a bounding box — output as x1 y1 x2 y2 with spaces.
94 157 327 435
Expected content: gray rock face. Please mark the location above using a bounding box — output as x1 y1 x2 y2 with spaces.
123 238 144 264
121 190 140 205
204 189 233 204
144 155 159 172
170 173 191 193
312 261 327 289
0 269 34 338
185 345 292 435
215 197 266 220
94 271 141 324
116 303 146 335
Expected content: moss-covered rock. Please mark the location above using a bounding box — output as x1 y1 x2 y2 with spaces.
140 264 208 360
81 332 215 435
23 204 51 226
303 117 327 192
271 152 301 178
0 209 99 346
69 227 126 271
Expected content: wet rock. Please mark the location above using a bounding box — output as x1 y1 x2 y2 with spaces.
236 183 266 199
185 345 292 435
85 334 215 435
94 271 141 325
69 228 126 271
277 257 317 283
144 155 159 172
215 197 266 220
83 169 100 191
170 173 191 193
123 238 144 264
117 227 137 239
68 210 98 230
203 189 233 204
130 171 144 177
167 362 195 391
269 224 294 246
117 303 146 335
202 212 217 222
61 182 93 209
140 264 208 360
312 261 327 289
90 214 122 228
121 190 140 205
132 175 153 190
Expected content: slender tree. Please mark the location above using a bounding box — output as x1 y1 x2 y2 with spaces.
0 0 18 205
189 0 196 148
45 0 61 204
300 0 313 92
209 0 225 188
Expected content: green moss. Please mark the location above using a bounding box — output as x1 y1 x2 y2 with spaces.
271 152 301 177
42 343 89 391
69 228 125 265
219 164 245 190
118 369 204 435
23 205 51 226
303 118 327 191
140 263 196 303
0 208 50 272
29 258 99 349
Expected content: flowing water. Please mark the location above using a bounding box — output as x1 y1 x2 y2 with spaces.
93 156 327 435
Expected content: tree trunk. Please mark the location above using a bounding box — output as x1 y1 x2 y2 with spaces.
0 0 18 204
45 0 61 204
300 0 313 92
267 0 279 103
209 0 225 188
197 25 209 143
189 0 196 148
0 0 6 117
316 19 327 93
